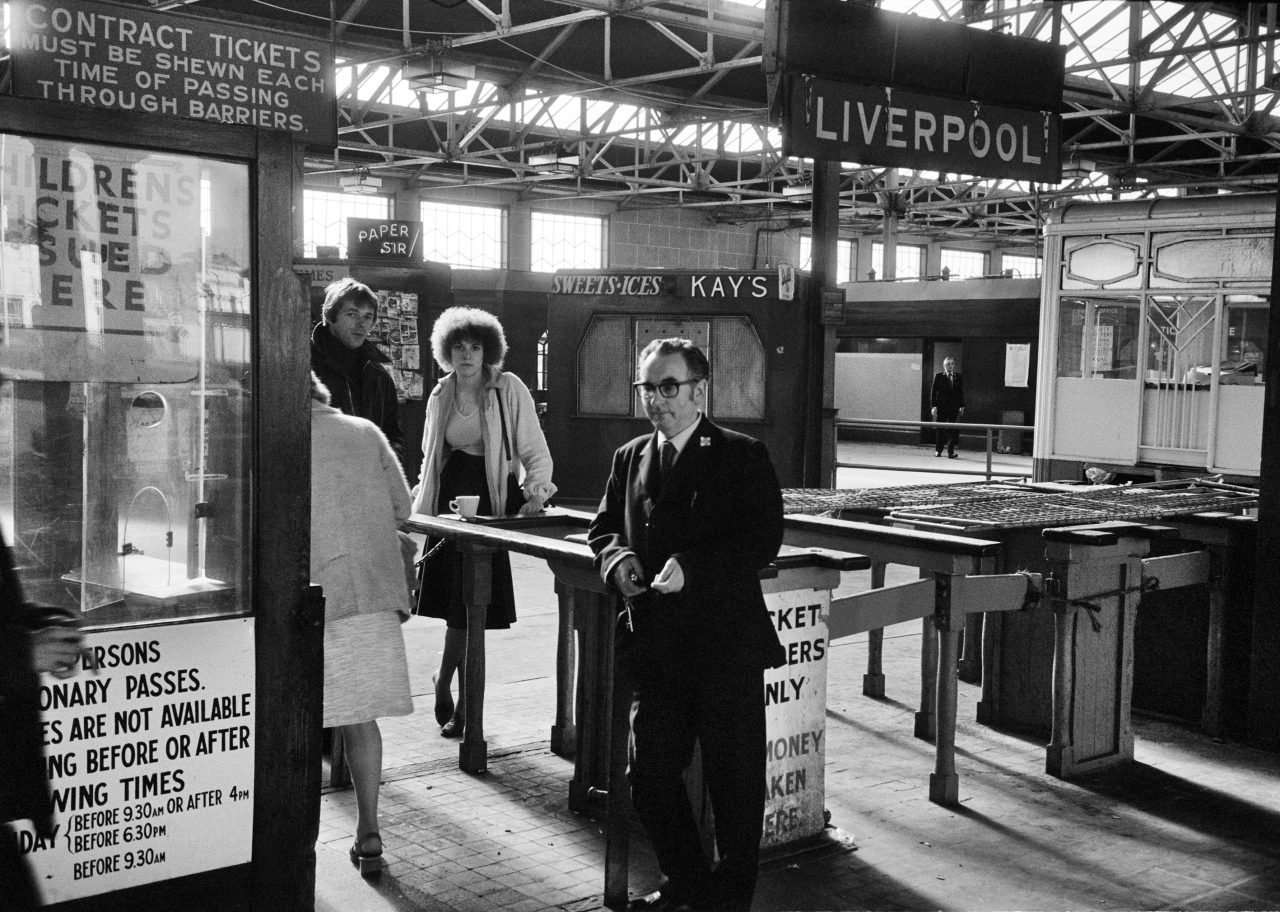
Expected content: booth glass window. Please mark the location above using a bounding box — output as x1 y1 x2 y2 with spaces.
577 313 766 420
0 134 252 628
1056 296 1140 379
1222 294 1268 385
1061 235 1144 290
420 201 506 269
303 188 391 258
1146 294 1216 386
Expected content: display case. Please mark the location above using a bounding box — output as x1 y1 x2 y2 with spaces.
1 136 252 627
0 94 315 912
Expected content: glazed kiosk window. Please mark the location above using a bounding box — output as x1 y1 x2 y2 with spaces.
0 100 314 912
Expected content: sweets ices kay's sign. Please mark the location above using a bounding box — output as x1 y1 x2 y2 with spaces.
7 0 336 147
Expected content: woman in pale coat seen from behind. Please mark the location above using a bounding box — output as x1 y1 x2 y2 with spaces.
310 371 414 873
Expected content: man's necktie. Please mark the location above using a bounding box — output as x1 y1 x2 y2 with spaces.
660 440 677 477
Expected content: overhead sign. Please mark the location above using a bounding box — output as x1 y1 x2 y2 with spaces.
7 0 336 147
550 272 782 300
768 0 1064 181
347 219 423 261
784 76 1060 182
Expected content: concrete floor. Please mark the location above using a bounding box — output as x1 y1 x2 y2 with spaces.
314 443 1280 912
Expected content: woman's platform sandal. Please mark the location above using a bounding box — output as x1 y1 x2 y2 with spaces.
349 833 383 876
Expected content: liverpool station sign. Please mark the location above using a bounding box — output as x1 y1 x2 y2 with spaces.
770 0 1064 182
785 76 1059 183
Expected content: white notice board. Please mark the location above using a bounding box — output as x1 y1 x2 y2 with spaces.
1005 342 1031 387
761 588 829 849
23 618 255 903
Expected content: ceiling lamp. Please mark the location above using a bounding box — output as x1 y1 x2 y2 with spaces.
339 171 383 195
405 59 475 94
1060 156 1095 181
782 181 812 197
529 151 581 174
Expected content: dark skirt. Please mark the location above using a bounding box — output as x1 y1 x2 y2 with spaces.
415 450 517 629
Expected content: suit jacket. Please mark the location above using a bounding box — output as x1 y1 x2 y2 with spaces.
0 530 56 837
588 415 786 675
930 370 965 418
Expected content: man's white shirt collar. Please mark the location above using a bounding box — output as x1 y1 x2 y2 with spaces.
658 413 702 456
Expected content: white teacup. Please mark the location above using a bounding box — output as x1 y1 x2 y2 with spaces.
449 495 480 519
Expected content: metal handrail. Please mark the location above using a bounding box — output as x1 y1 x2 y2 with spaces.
835 417 1036 481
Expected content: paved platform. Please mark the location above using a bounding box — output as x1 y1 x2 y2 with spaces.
315 445 1279 912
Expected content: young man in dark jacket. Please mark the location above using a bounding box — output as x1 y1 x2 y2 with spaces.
310 277 405 469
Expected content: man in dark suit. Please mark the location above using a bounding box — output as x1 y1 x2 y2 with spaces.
930 356 965 458
588 338 785 912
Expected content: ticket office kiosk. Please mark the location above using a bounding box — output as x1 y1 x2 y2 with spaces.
545 270 817 504
1 98 316 911
1035 194 1271 484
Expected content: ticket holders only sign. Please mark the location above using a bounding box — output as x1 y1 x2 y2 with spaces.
7 0 336 147
761 588 829 849
784 75 1060 183
20 618 255 903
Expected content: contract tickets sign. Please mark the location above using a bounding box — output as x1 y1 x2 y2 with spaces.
7 0 336 147
20 618 255 903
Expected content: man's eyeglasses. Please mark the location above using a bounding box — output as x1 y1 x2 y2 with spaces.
632 379 699 399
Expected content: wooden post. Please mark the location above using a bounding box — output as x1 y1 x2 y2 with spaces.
863 561 886 697
551 578 578 757
458 544 491 773
915 568 937 741
603 629 631 909
929 574 960 805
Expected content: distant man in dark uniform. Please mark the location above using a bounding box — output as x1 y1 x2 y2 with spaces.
588 338 785 912
310 277 405 468
930 356 965 458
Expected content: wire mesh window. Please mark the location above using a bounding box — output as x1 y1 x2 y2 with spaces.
1002 253 1043 278
939 248 988 280
420 201 506 269
302 189 391 258
798 236 855 282
872 242 924 279
531 211 606 272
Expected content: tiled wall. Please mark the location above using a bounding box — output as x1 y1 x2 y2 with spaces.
609 207 765 270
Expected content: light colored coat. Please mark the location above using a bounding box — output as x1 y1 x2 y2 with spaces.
411 367 556 517
311 401 413 621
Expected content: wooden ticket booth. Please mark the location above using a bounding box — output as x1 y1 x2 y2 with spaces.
0 32 318 912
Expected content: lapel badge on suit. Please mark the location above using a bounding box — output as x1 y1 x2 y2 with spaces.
700 436 710 447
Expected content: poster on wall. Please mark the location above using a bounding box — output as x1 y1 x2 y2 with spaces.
20 618 255 903
373 289 423 400
1005 342 1031 388
761 588 829 850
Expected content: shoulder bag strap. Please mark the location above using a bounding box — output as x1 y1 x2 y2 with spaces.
495 390 513 463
